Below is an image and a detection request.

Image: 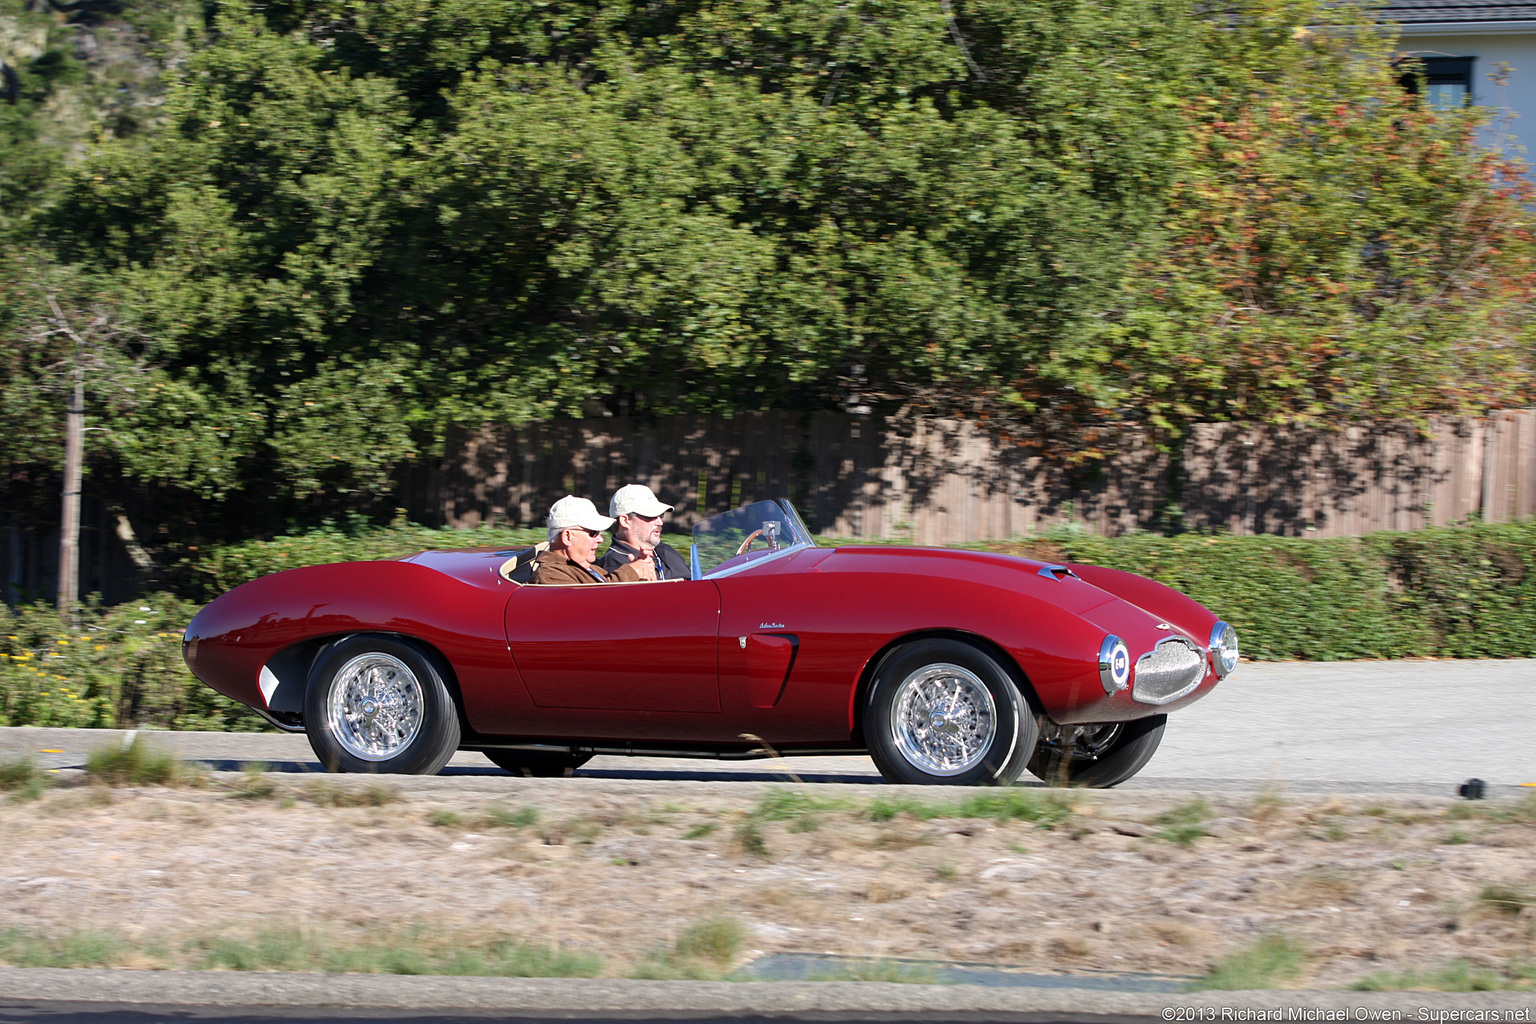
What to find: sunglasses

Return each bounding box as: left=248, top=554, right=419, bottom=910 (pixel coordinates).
left=624, top=513, right=661, bottom=523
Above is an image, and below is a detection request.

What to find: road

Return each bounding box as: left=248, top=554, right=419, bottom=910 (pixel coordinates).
left=2, top=658, right=1533, bottom=794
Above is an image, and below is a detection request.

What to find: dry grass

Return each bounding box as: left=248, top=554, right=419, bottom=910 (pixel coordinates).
left=1, top=780, right=1533, bottom=989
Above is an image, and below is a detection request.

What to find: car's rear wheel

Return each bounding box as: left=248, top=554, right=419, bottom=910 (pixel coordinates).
left=482, top=750, right=592, bottom=778
left=1027, top=714, right=1167, bottom=788
left=304, top=635, right=461, bottom=774
left=865, top=639, right=1036, bottom=786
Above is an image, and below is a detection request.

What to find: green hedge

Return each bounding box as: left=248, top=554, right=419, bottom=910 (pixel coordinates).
left=1041, top=518, right=1536, bottom=661
left=171, top=516, right=548, bottom=602
left=2, top=518, right=1532, bottom=730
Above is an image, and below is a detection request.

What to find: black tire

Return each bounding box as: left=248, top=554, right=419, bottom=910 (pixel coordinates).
left=1027, top=714, right=1167, bottom=789
left=303, top=635, right=461, bottom=775
left=864, top=639, right=1037, bottom=786
left=482, top=750, right=592, bottom=778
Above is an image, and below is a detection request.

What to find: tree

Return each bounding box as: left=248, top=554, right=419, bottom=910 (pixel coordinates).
left=1063, top=0, right=1536, bottom=432
left=14, top=0, right=1533, bottom=536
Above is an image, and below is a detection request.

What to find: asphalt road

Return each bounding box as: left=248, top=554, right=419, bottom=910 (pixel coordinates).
left=3, top=658, right=1533, bottom=794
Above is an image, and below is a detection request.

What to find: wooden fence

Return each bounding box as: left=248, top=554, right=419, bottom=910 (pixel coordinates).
left=5, top=409, right=1532, bottom=605
left=399, top=408, right=1536, bottom=544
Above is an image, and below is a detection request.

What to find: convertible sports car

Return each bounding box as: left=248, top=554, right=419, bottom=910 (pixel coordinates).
left=183, top=499, right=1238, bottom=787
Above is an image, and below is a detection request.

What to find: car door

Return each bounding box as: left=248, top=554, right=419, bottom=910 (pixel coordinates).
left=503, top=579, right=721, bottom=713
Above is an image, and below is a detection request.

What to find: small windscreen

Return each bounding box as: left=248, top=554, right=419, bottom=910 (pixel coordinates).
left=691, top=500, right=813, bottom=577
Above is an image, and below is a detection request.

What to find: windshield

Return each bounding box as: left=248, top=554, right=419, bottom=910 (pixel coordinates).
left=690, top=499, right=815, bottom=578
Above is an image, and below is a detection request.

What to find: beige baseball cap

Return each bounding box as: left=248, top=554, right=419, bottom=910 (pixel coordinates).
left=547, top=495, right=615, bottom=532
left=610, top=484, right=674, bottom=519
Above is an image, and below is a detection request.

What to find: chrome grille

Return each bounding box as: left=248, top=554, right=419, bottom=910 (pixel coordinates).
left=1133, top=638, right=1204, bottom=704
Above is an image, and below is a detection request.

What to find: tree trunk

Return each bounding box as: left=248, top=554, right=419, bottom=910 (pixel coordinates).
left=58, top=368, right=83, bottom=620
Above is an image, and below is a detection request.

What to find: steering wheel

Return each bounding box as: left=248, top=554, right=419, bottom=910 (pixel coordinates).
left=735, top=530, right=766, bottom=556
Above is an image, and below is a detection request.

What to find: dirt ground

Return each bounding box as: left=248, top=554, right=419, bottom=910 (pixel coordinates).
left=2, top=774, right=1534, bottom=989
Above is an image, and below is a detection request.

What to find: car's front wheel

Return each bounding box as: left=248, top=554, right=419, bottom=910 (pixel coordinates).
left=1027, top=714, right=1167, bottom=788
left=865, top=639, right=1037, bottom=786
left=304, top=635, right=461, bottom=774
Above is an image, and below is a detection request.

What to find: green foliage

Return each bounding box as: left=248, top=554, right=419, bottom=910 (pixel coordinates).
left=184, top=926, right=603, bottom=976
left=1197, top=933, right=1308, bottom=990
left=0, top=755, right=50, bottom=800
left=0, top=594, right=266, bottom=730
left=630, top=914, right=745, bottom=979
left=1049, top=517, right=1536, bottom=660
left=1152, top=797, right=1213, bottom=846
left=172, top=513, right=544, bottom=600
left=0, top=928, right=138, bottom=968
left=865, top=790, right=1072, bottom=825
left=1075, top=1, right=1536, bottom=432
left=1352, top=959, right=1536, bottom=992
left=84, top=734, right=201, bottom=786
left=10, top=0, right=1526, bottom=530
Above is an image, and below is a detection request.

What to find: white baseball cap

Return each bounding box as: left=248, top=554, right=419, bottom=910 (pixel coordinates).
left=610, top=484, right=674, bottom=519
left=547, top=495, right=615, bottom=532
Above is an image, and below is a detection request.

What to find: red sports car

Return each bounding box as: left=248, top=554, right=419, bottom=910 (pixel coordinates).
left=183, top=499, right=1238, bottom=787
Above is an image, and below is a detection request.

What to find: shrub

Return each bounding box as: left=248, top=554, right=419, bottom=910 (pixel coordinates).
left=0, top=596, right=265, bottom=731
left=1046, top=518, right=1536, bottom=661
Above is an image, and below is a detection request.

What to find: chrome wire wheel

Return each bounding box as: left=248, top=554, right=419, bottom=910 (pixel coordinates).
left=326, top=652, right=425, bottom=762
left=889, top=662, right=998, bottom=776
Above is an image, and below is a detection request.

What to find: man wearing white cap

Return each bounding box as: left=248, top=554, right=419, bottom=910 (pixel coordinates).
left=600, top=484, right=689, bottom=581
left=530, top=496, right=657, bottom=585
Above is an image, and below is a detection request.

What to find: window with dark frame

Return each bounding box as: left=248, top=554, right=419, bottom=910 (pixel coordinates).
left=1397, top=55, right=1475, bottom=110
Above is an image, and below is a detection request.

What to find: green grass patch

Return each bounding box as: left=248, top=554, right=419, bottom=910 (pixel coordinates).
left=1153, top=797, right=1213, bottom=846
left=630, top=915, right=745, bottom=980
left=1353, top=959, right=1536, bottom=992
left=483, top=804, right=540, bottom=829
left=1479, top=884, right=1536, bottom=916
left=84, top=736, right=202, bottom=787
left=224, top=763, right=277, bottom=800
left=0, top=756, right=51, bottom=801
left=1196, top=934, right=1308, bottom=990
left=188, top=926, right=601, bottom=977
left=0, top=927, right=142, bottom=968
left=866, top=790, right=1073, bottom=826
left=302, top=780, right=398, bottom=807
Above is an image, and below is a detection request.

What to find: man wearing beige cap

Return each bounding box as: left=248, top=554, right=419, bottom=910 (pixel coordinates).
left=600, top=484, right=690, bottom=581
left=530, top=496, right=657, bottom=585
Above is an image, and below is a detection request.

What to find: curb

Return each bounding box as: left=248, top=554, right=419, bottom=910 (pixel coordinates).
left=1, top=969, right=1533, bottom=1017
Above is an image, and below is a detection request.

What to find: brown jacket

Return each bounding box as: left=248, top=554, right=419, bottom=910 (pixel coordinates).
left=530, top=548, right=644, bottom=585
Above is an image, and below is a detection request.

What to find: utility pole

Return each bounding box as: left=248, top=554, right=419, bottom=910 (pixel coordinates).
left=58, top=347, right=84, bottom=619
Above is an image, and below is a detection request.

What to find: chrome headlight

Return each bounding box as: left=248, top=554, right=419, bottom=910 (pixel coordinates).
left=1209, top=621, right=1239, bottom=678
left=1098, top=635, right=1131, bottom=694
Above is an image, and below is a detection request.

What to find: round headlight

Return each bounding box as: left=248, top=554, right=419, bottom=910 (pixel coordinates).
left=1209, top=621, right=1239, bottom=678
left=1098, top=635, right=1131, bottom=694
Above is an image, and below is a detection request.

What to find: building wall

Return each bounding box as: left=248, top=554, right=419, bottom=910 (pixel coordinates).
left=1395, top=26, right=1536, bottom=160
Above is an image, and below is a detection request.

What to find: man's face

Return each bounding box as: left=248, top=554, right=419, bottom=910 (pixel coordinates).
left=561, top=526, right=604, bottom=567
left=618, top=512, right=663, bottom=551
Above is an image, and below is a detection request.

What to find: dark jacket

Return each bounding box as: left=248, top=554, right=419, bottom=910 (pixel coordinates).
left=530, top=548, right=645, bottom=585
left=600, top=538, right=690, bottom=581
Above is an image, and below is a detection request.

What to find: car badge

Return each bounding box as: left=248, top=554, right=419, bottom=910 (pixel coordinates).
left=1156, top=623, right=1172, bottom=630
left=759, top=622, right=785, bottom=629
